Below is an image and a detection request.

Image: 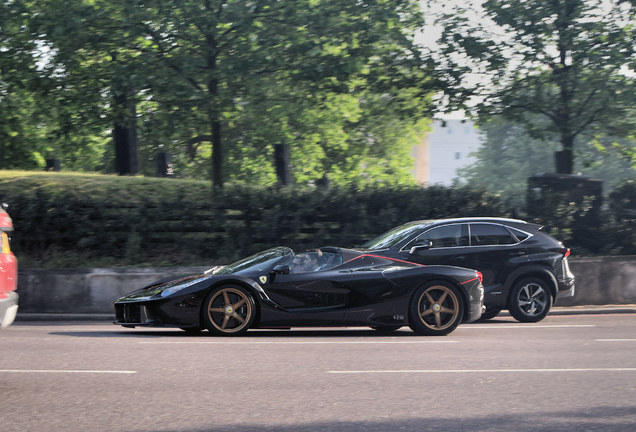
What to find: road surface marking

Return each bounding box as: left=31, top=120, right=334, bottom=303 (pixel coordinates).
left=466, top=324, right=595, bottom=329
left=328, top=367, right=636, bottom=374
left=137, top=340, right=458, bottom=345
left=0, top=369, right=137, bottom=374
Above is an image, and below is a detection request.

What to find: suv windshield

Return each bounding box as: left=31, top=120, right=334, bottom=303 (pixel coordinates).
left=362, top=221, right=430, bottom=250
left=213, top=247, right=292, bottom=275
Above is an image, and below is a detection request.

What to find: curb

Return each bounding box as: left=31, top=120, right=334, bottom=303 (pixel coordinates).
left=15, top=313, right=115, bottom=322
left=544, top=306, right=636, bottom=316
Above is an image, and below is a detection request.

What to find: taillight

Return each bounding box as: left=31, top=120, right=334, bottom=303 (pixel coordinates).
left=558, top=248, right=571, bottom=258
left=476, top=271, right=483, bottom=283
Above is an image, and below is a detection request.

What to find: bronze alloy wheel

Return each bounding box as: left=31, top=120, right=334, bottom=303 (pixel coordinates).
left=204, top=286, right=255, bottom=335
left=409, top=282, right=463, bottom=336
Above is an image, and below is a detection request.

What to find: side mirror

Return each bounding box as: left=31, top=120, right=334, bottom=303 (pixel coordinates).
left=272, top=265, right=291, bottom=275
left=409, top=240, right=432, bottom=255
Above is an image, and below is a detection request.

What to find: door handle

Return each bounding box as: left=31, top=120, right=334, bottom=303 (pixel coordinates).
left=453, top=256, right=467, bottom=264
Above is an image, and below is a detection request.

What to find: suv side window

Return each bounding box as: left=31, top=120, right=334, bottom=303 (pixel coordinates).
left=415, top=224, right=468, bottom=248
left=469, top=223, right=517, bottom=246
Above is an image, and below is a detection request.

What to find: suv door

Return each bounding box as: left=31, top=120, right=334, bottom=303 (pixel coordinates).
left=399, top=223, right=470, bottom=267
left=462, top=223, right=528, bottom=303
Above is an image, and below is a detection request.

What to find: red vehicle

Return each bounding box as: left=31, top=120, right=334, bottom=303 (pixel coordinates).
left=0, top=204, right=18, bottom=328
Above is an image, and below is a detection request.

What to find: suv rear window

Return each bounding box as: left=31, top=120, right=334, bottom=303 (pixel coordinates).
left=470, top=223, right=517, bottom=245
left=508, top=227, right=530, bottom=242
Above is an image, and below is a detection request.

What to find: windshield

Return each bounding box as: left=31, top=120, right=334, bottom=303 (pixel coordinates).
left=212, top=247, right=292, bottom=275
left=361, top=221, right=430, bottom=250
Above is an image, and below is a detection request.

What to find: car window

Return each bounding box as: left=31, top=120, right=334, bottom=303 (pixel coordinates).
left=361, top=221, right=430, bottom=250
left=508, top=227, right=530, bottom=242
left=415, top=224, right=468, bottom=248
left=289, top=251, right=342, bottom=274
left=470, top=224, right=517, bottom=245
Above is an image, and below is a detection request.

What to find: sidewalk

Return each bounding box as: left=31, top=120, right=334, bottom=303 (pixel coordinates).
left=14, top=305, right=636, bottom=322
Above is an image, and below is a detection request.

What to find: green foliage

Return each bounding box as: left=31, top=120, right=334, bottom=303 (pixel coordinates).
left=527, top=188, right=600, bottom=254
left=1, top=0, right=435, bottom=187
left=430, top=0, right=636, bottom=174
left=460, top=117, right=636, bottom=206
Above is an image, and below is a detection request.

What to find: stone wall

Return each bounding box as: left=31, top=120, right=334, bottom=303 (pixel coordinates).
left=15, top=256, right=636, bottom=315
left=560, top=256, right=636, bottom=306
left=17, top=267, right=209, bottom=314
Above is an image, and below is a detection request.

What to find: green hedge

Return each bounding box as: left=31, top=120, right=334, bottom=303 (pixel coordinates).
left=606, top=179, right=636, bottom=255
left=1, top=171, right=633, bottom=267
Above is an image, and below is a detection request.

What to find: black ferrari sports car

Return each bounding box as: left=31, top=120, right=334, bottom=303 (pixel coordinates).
left=114, top=246, right=484, bottom=336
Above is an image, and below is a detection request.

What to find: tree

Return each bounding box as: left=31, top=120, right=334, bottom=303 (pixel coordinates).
left=0, top=0, right=46, bottom=169
left=460, top=116, right=635, bottom=206
left=429, top=0, right=636, bottom=174
left=28, top=0, right=148, bottom=175
left=3, top=1, right=435, bottom=186
left=124, top=0, right=433, bottom=188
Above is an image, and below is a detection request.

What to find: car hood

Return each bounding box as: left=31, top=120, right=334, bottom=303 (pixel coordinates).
left=117, top=274, right=212, bottom=302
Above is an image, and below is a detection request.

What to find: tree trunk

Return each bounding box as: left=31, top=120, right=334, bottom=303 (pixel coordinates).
left=556, top=135, right=574, bottom=174
left=113, top=93, right=138, bottom=176
left=211, top=116, right=222, bottom=189
left=208, top=51, right=222, bottom=189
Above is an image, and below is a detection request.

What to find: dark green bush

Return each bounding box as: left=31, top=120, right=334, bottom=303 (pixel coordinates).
left=605, top=179, right=636, bottom=255
left=1, top=172, right=632, bottom=267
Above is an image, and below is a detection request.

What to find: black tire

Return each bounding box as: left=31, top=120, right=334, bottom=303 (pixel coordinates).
left=202, top=285, right=256, bottom=336
left=478, top=306, right=502, bottom=321
left=408, top=281, right=464, bottom=336
left=508, top=277, right=552, bottom=323
left=369, top=325, right=402, bottom=332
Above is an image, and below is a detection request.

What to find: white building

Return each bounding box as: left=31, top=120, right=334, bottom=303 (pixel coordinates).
left=412, top=119, right=482, bottom=186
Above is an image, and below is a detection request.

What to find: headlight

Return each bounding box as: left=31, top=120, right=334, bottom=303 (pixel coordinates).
left=160, top=277, right=209, bottom=297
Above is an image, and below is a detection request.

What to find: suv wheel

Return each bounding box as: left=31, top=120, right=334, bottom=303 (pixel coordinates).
left=508, top=277, right=552, bottom=323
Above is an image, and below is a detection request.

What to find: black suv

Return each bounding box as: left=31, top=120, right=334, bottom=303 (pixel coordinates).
left=362, top=218, right=575, bottom=322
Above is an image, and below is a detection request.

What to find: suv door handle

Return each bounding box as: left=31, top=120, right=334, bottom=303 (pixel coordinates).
left=509, top=251, right=526, bottom=257
left=453, top=256, right=467, bottom=264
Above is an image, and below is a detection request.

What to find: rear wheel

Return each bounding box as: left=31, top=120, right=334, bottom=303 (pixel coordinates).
left=409, top=281, right=464, bottom=336
left=202, top=285, right=255, bottom=336
left=508, top=277, right=552, bottom=323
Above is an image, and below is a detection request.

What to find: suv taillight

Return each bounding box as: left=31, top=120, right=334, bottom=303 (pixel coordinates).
left=476, top=271, right=483, bottom=283
left=558, top=248, right=571, bottom=258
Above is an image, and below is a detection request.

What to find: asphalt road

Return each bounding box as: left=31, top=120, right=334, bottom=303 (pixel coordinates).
left=1, top=313, right=636, bottom=432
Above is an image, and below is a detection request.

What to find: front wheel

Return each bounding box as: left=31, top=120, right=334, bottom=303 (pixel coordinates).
left=508, top=277, right=552, bottom=323
left=202, top=285, right=256, bottom=336
left=409, top=282, right=464, bottom=336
